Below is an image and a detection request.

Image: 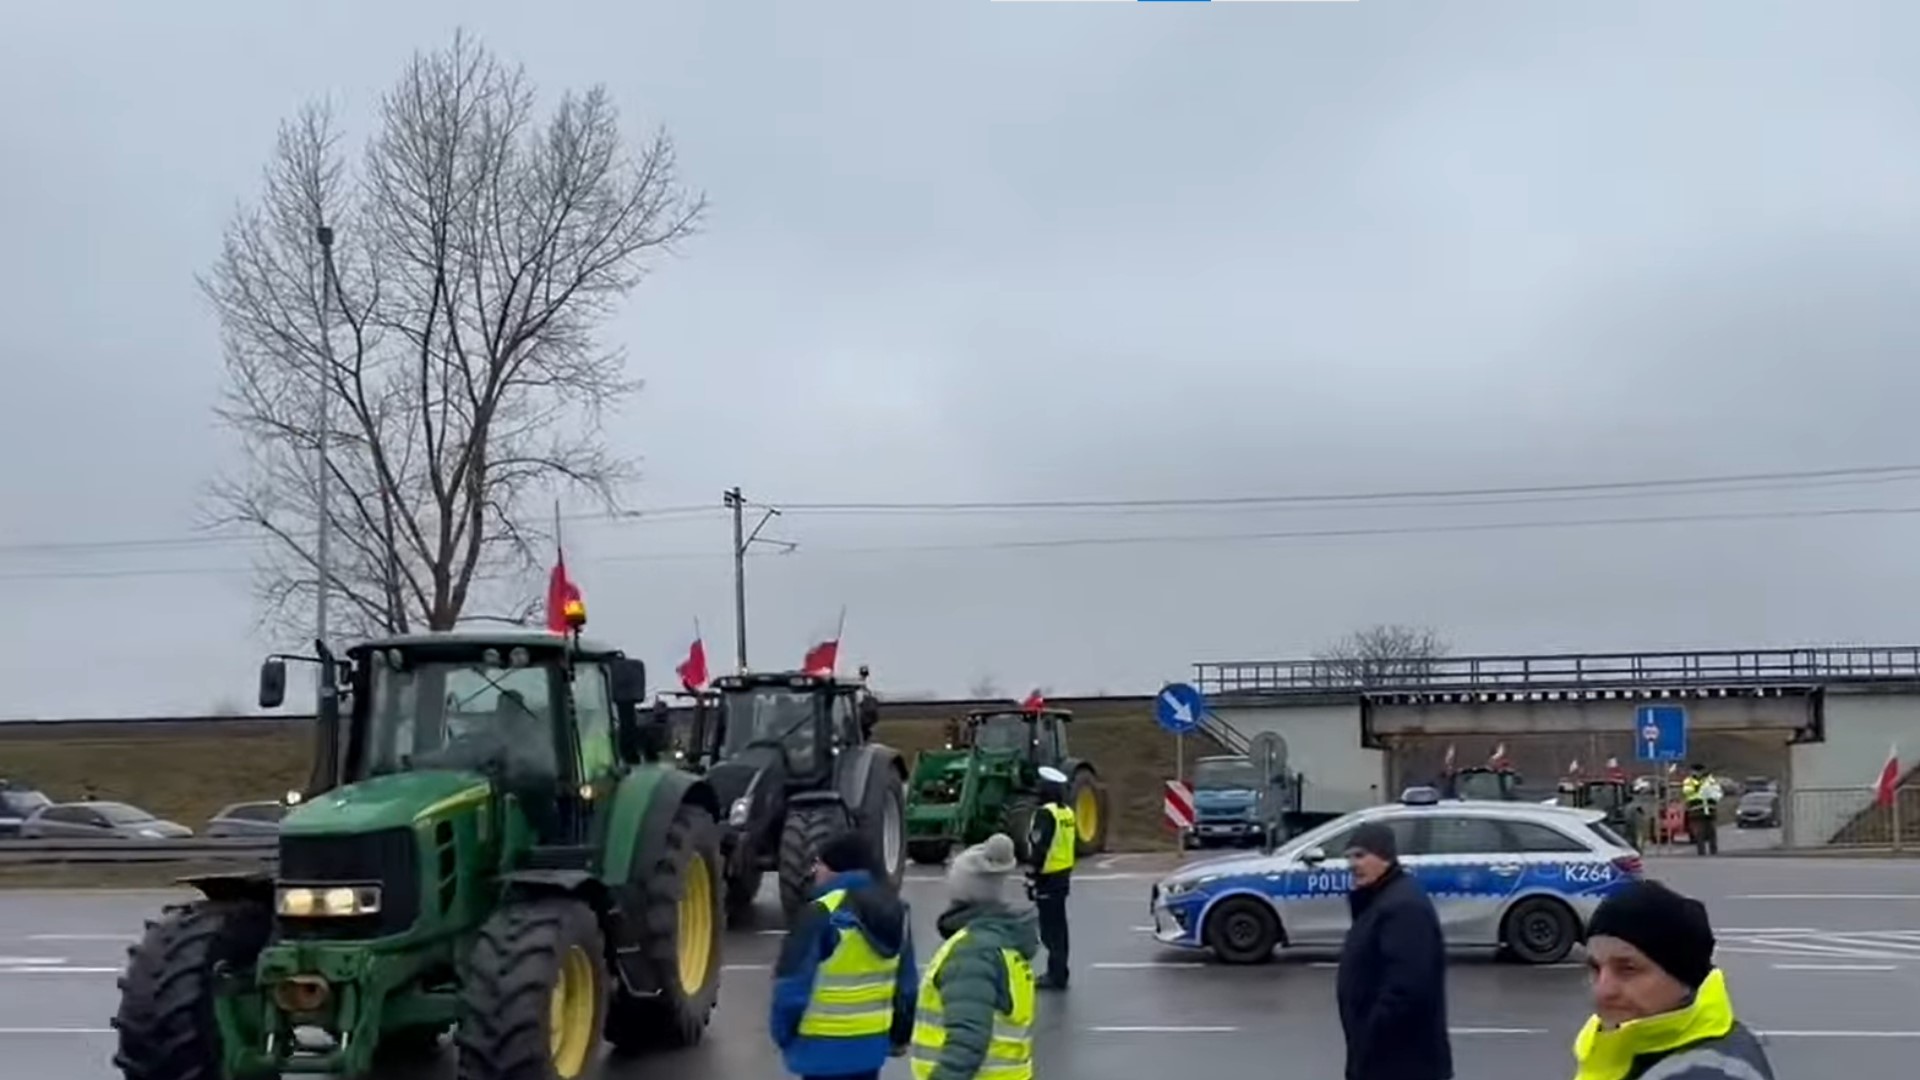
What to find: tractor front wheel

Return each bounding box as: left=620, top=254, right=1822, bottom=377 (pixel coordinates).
left=454, top=898, right=607, bottom=1080
left=1068, top=768, right=1111, bottom=856
left=858, top=765, right=908, bottom=889
left=1003, top=793, right=1040, bottom=864
left=779, top=802, right=848, bottom=918
left=607, top=801, right=723, bottom=1053
left=112, top=899, right=272, bottom=1080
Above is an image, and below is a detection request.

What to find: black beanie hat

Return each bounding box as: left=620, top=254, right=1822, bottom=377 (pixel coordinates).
left=1344, top=822, right=1398, bottom=861
left=1587, top=880, right=1716, bottom=989
left=817, top=831, right=877, bottom=875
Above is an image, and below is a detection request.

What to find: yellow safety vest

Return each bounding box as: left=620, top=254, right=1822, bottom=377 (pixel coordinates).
left=1682, top=776, right=1706, bottom=810
left=1041, top=803, right=1076, bottom=875
left=909, top=927, right=1035, bottom=1080
left=798, top=888, right=900, bottom=1040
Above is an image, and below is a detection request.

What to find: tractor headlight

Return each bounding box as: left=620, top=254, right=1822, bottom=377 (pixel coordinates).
left=729, top=798, right=750, bottom=827
left=277, top=885, right=382, bottom=918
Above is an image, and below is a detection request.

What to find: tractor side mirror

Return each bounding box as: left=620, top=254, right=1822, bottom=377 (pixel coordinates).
left=858, top=696, right=879, bottom=738
left=258, top=659, right=287, bottom=709
left=609, top=659, right=647, bottom=708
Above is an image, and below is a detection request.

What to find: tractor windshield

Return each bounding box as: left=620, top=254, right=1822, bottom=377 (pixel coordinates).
left=719, top=687, right=821, bottom=773
left=360, top=657, right=560, bottom=782
left=970, top=713, right=1031, bottom=753
left=1194, top=759, right=1260, bottom=790
left=1452, top=770, right=1515, bottom=801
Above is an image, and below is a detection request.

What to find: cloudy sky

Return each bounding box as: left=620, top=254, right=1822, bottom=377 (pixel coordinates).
left=4, top=1, right=1920, bottom=717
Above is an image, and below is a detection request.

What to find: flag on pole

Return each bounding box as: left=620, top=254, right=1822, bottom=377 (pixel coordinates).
left=1568, top=758, right=1582, bottom=778
left=1021, top=689, right=1046, bottom=713
left=676, top=623, right=710, bottom=692
left=1605, top=756, right=1626, bottom=782
left=545, top=550, right=583, bottom=634
left=1874, top=743, right=1901, bottom=809
left=1443, top=743, right=1456, bottom=774
left=1489, top=743, right=1511, bottom=770
left=801, top=609, right=847, bottom=677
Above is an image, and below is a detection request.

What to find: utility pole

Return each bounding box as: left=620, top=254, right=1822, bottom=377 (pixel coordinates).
left=723, top=487, right=796, bottom=672
left=314, top=224, right=336, bottom=647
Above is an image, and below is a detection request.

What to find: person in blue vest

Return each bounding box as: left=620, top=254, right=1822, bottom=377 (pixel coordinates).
left=770, top=831, right=919, bottom=1080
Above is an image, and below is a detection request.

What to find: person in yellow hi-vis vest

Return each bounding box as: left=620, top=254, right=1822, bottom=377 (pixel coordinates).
left=1026, top=765, right=1076, bottom=990
left=770, top=832, right=917, bottom=1080
left=911, top=834, right=1041, bottom=1080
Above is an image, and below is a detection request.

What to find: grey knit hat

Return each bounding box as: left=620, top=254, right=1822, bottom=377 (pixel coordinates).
left=947, top=833, right=1018, bottom=904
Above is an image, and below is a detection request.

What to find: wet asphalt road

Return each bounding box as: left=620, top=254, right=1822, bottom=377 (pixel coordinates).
left=3, top=854, right=1918, bottom=1078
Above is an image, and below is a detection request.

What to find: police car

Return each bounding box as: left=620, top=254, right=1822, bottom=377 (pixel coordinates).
left=1149, top=786, right=1642, bottom=965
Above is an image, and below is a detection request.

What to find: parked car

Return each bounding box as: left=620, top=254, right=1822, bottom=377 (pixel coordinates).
left=1735, top=790, right=1781, bottom=829
left=19, top=800, right=192, bottom=840
left=1149, top=786, right=1643, bottom=965
left=0, top=780, right=52, bottom=837
left=205, top=800, right=287, bottom=838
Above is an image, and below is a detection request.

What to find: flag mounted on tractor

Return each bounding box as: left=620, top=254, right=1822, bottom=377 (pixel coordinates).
left=677, top=626, right=710, bottom=692
left=545, top=550, right=584, bottom=633
left=801, top=609, right=846, bottom=676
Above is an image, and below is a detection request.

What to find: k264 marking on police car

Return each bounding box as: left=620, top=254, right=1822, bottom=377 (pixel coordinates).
left=1560, top=862, right=1615, bottom=885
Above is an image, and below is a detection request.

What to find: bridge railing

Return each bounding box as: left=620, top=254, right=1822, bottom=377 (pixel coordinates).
left=1194, top=646, right=1920, bottom=696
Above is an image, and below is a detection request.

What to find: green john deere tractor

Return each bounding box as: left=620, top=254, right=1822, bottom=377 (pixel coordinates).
left=110, top=625, right=725, bottom=1080
left=902, top=705, right=1109, bottom=866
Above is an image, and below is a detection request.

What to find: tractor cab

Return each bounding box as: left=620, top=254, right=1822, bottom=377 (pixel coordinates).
left=956, top=707, right=1073, bottom=767
left=1443, top=765, right=1523, bottom=802
left=698, top=671, right=878, bottom=789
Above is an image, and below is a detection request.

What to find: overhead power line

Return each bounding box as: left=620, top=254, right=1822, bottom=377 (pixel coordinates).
left=2, top=462, right=1918, bottom=559
left=9, top=500, right=1920, bottom=584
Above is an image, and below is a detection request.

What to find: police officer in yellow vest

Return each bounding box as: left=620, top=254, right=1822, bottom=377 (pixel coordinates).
left=912, top=834, right=1041, bottom=1080
left=770, top=832, right=917, bottom=1080
left=1026, top=765, right=1076, bottom=990
left=1682, top=764, right=1723, bottom=857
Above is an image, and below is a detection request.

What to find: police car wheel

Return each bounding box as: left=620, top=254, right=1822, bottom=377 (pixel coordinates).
left=1499, top=897, right=1576, bottom=965
left=1204, top=897, right=1279, bottom=965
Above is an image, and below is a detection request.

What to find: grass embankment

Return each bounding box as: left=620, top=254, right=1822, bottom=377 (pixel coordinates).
left=0, top=702, right=1212, bottom=887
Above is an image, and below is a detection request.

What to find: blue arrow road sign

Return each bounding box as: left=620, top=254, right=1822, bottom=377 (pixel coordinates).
left=1157, top=682, right=1206, bottom=735
left=1635, top=704, right=1688, bottom=763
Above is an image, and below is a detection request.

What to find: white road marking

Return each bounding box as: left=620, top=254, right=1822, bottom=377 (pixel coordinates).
left=0, top=957, right=67, bottom=966
left=1090, top=1025, right=1237, bottom=1033
left=1771, top=963, right=1899, bottom=971
left=1716, top=927, right=1820, bottom=934
left=0, top=1028, right=113, bottom=1035
left=1759, top=1029, right=1920, bottom=1038
left=722, top=963, right=770, bottom=972
left=1090, top=961, right=1207, bottom=969
left=0, top=966, right=120, bottom=974
left=25, top=934, right=133, bottom=942
left=756, top=930, right=785, bottom=936
left=1071, top=873, right=1152, bottom=882
left=1451, top=1027, right=1548, bottom=1035
left=1129, top=925, right=1155, bottom=932
left=1730, top=894, right=1920, bottom=901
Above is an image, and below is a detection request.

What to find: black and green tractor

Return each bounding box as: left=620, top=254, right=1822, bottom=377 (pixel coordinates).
left=902, top=705, right=1110, bottom=866
left=680, top=668, right=908, bottom=923
left=110, top=623, right=725, bottom=1080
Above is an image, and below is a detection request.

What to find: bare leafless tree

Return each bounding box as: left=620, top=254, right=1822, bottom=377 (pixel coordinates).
left=202, top=30, right=703, bottom=639
left=1314, top=624, right=1450, bottom=688
left=966, top=675, right=1003, bottom=700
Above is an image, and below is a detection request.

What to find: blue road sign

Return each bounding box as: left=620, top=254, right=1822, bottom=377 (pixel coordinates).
left=1635, top=704, right=1688, bottom=763
left=1157, top=682, right=1206, bottom=735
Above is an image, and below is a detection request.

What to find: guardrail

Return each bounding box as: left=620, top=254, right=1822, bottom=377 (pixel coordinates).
left=1195, top=646, right=1920, bottom=696
left=0, top=838, right=276, bottom=865
left=1789, top=784, right=1920, bottom=849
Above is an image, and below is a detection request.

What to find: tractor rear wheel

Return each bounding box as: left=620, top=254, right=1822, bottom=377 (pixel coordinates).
left=1068, top=768, right=1110, bottom=856
left=112, top=899, right=272, bottom=1080
left=1003, top=793, right=1040, bottom=863
left=778, top=802, right=848, bottom=918
left=454, top=898, right=607, bottom=1080
left=606, top=801, right=724, bottom=1054
left=858, top=765, right=908, bottom=889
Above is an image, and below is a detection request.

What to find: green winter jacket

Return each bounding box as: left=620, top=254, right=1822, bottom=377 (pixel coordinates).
left=923, top=900, right=1042, bottom=1080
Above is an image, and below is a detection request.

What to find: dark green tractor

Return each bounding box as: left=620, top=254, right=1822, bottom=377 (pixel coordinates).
left=683, top=669, right=908, bottom=923
left=902, top=706, right=1109, bottom=866
left=111, top=626, right=725, bottom=1080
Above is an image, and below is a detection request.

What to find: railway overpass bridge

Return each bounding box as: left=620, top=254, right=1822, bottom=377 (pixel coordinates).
left=1192, top=646, right=1920, bottom=848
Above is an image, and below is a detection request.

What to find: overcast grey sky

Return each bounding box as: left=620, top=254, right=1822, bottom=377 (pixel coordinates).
left=5, top=1, right=1920, bottom=717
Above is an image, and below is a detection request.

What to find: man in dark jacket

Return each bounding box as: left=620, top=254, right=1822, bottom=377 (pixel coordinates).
left=1335, top=822, right=1452, bottom=1080
left=909, top=834, right=1042, bottom=1080
left=1575, top=880, right=1774, bottom=1080
left=1025, top=765, right=1075, bottom=990
left=770, top=832, right=918, bottom=1080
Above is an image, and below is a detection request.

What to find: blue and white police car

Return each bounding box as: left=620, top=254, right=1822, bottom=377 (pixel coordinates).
left=1149, top=786, right=1643, bottom=965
